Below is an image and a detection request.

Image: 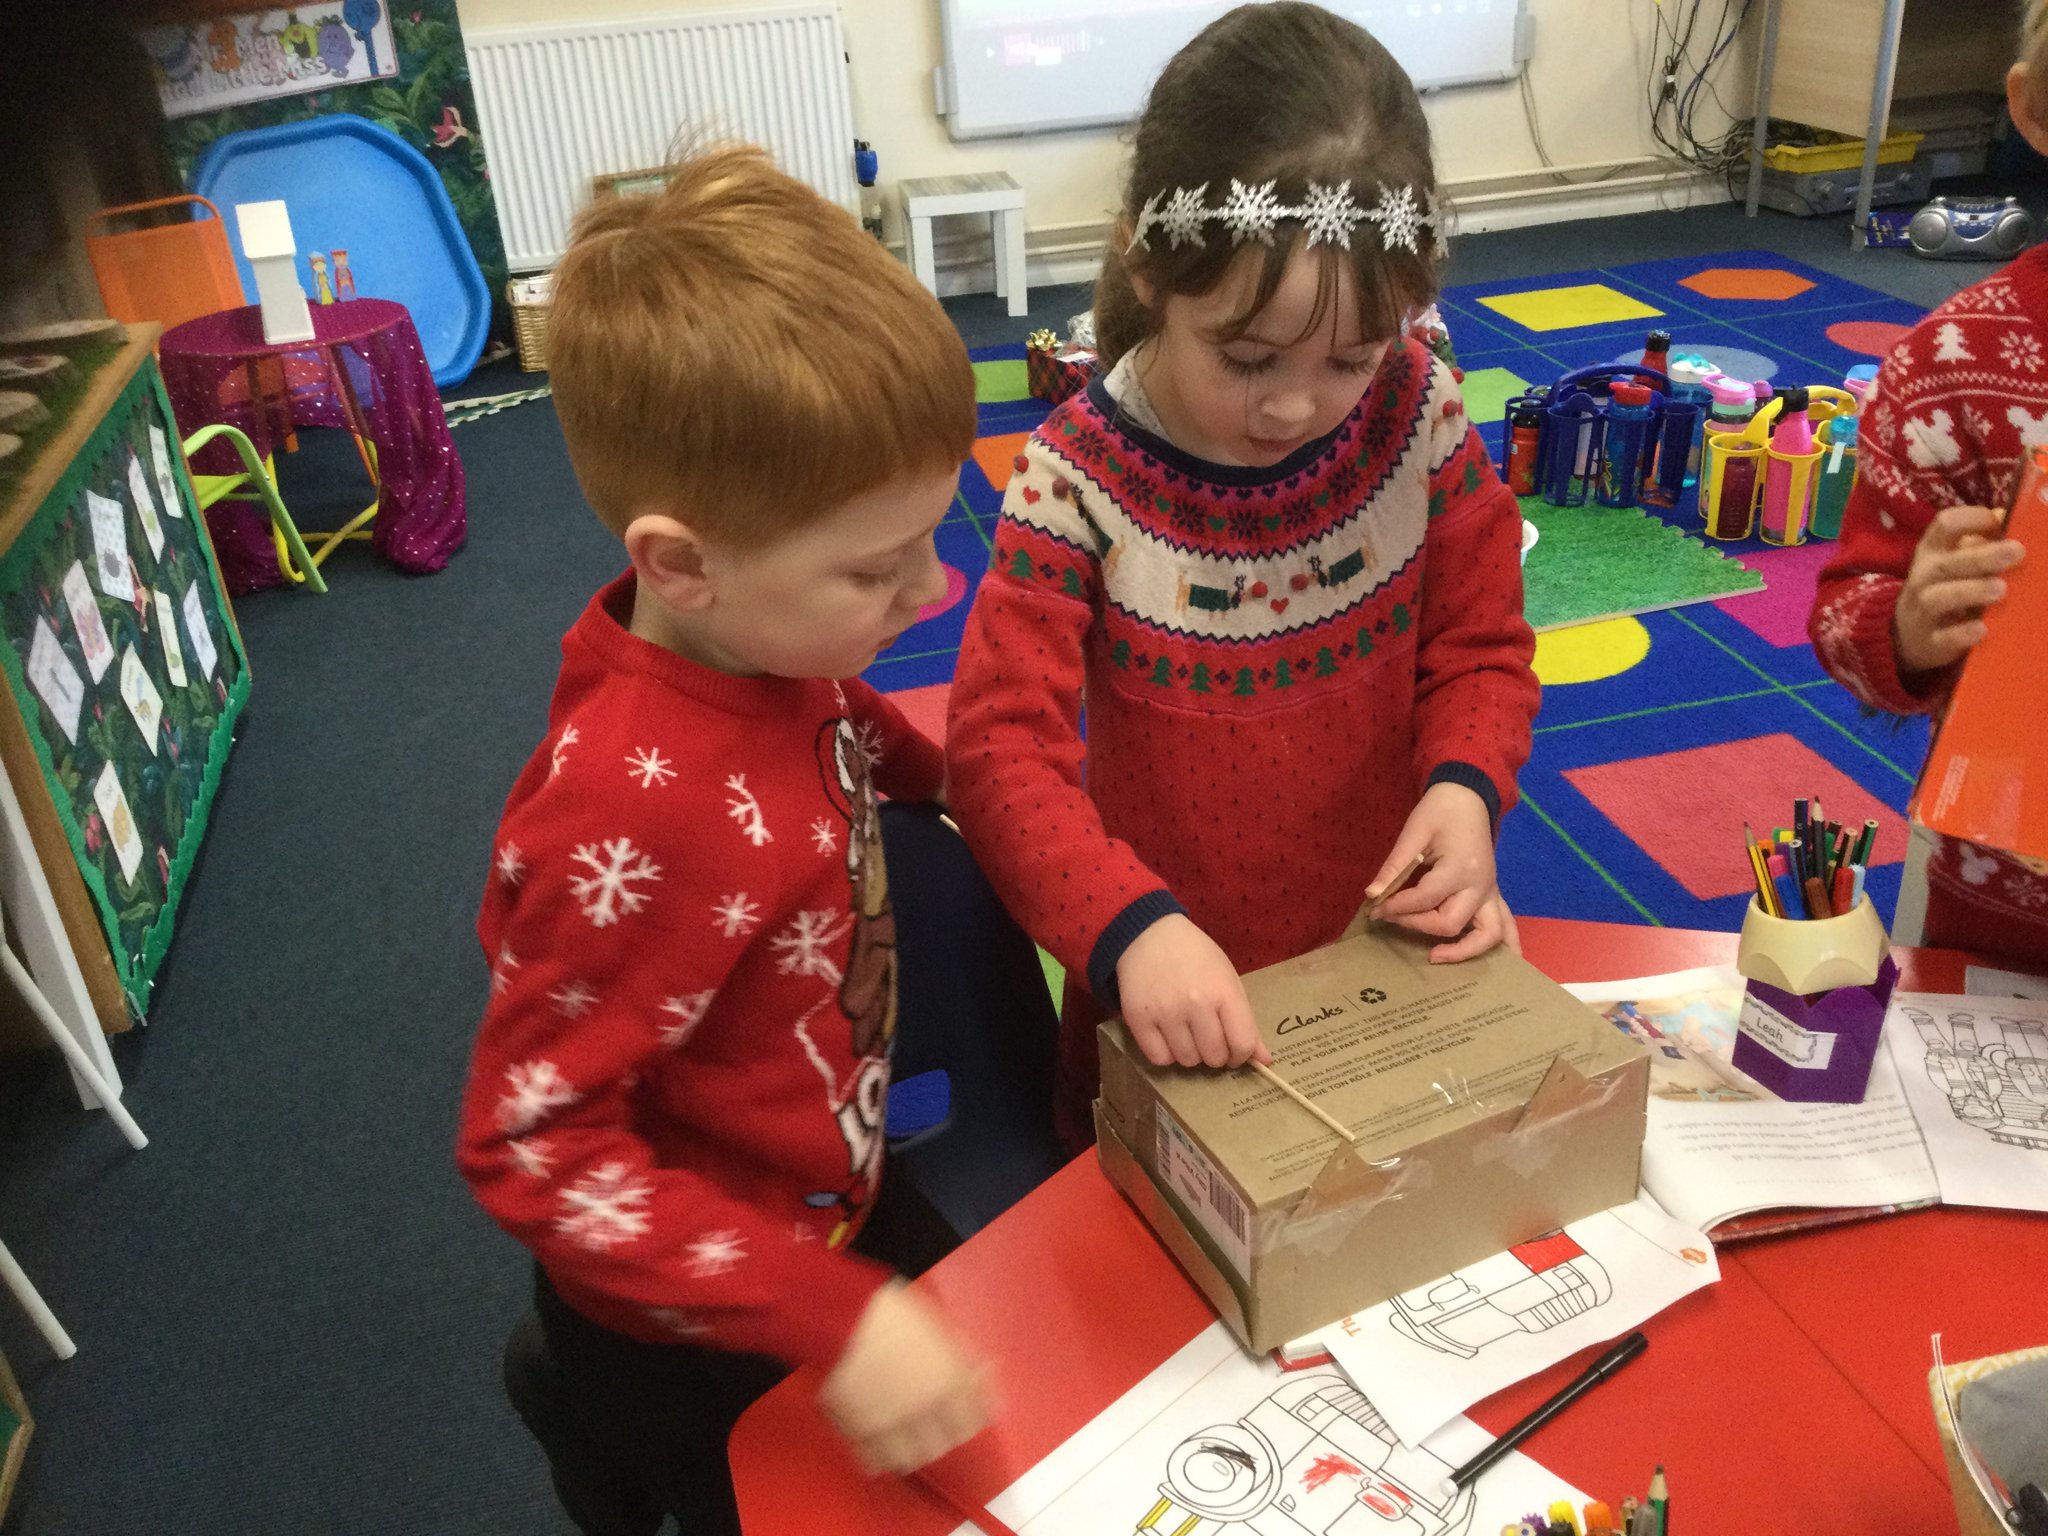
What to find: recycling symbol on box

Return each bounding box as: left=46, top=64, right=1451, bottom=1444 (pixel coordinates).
left=1358, top=987, right=1387, bottom=1005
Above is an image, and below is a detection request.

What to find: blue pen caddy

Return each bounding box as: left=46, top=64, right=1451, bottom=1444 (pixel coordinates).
left=1503, top=364, right=1706, bottom=511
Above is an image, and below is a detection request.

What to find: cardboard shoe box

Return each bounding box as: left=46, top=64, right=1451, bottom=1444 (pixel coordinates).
left=1095, top=922, right=1649, bottom=1355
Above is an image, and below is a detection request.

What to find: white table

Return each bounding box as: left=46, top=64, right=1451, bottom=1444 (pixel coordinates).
left=901, top=172, right=1027, bottom=317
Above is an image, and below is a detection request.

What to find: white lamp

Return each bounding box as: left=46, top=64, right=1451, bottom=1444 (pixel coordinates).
left=233, top=200, right=315, bottom=345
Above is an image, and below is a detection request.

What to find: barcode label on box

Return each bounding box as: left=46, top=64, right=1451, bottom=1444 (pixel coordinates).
left=1155, top=1106, right=1251, bottom=1278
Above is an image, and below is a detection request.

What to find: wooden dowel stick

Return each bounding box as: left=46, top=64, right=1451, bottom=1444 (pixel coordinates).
left=1252, top=1060, right=1356, bottom=1144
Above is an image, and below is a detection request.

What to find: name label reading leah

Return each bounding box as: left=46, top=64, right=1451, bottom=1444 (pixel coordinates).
left=1738, top=990, right=1838, bottom=1070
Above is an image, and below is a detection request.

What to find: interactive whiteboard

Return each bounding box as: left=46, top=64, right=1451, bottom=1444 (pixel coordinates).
left=936, top=0, right=1530, bottom=141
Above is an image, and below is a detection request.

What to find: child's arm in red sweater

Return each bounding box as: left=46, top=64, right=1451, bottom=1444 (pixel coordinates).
left=1406, top=379, right=1540, bottom=825
left=1812, top=342, right=2024, bottom=715
left=457, top=797, right=890, bottom=1367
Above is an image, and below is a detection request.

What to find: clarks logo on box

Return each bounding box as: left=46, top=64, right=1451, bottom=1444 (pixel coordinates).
left=1275, top=986, right=1386, bottom=1035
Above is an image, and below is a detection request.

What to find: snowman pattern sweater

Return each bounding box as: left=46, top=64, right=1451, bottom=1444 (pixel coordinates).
left=456, top=574, right=944, bottom=1365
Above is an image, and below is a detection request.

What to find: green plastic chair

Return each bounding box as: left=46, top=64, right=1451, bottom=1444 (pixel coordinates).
left=179, top=423, right=326, bottom=594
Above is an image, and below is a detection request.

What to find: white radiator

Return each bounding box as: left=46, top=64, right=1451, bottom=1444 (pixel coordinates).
left=466, top=4, right=858, bottom=272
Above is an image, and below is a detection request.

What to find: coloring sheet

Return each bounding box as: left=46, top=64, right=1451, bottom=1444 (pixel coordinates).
left=86, top=490, right=136, bottom=602
left=1312, top=1196, right=1717, bottom=1449
left=126, top=451, right=167, bottom=559
left=118, top=646, right=164, bottom=754
left=949, top=1321, right=1584, bottom=1536
left=147, top=425, right=185, bottom=518
left=180, top=583, right=219, bottom=681
left=153, top=591, right=189, bottom=689
left=93, top=763, right=144, bottom=885
left=1885, top=992, right=2048, bottom=1212
left=1567, top=969, right=1938, bottom=1232
left=1965, top=966, right=2048, bottom=1002
left=26, top=619, right=84, bottom=744
left=60, top=560, right=114, bottom=683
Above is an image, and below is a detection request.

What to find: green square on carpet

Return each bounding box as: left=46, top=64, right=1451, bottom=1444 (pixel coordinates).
left=1521, top=499, right=1764, bottom=632
left=1459, top=366, right=1529, bottom=430
left=973, top=358, right=1032, bottom=403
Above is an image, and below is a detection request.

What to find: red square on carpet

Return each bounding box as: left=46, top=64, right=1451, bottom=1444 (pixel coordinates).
left=1716, top=540, right=1839, bottom=648
left=1565, top=733, right=1906, bottom=900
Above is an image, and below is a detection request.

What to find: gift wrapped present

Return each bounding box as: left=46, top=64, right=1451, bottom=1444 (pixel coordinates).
left=1026, top=328, right=1096, bottom=405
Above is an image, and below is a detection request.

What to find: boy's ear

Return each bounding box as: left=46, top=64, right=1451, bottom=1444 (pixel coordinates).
left=2009, top=63, right=2048, bottom=159
left=623, top=511, right=716, bottom=611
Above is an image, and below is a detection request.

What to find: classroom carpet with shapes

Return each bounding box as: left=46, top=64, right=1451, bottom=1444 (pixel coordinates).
left=873, top=251, right=1932, bottom=938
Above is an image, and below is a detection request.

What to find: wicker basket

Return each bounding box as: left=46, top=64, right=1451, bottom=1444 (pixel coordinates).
left=508, top=280, right=551, bottom=373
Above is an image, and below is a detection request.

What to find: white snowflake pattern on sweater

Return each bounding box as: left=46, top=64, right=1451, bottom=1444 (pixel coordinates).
left=770, top=909, right=855, bottom=983
left=685, top=1229, right=746, bottom=1278
left=498, top=1059, right=579, bottom=1133
left=658, top=989, right=717, bottom=1047
left=549, top=725, right=580, bottom=780
left=548, top=980, right=599, bottom=1018
left=625, top=747, right=676, bottom=788
left=507, top=1136, right=555, bottom=1178
left=496, top=843, right=525, bottom=885
left=2002, top=332, right=2046, bottom=374
left=710, top=892, right=762, bottom=938
left=723, top=774, right=773, bottom=847
left=568, top=837, right=661, bottom=927
left=555, top=1163, right=653, bottom=1251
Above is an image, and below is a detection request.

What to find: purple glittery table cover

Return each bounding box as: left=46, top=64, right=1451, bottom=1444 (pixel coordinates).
left=160, top=297, right=466, bottom=593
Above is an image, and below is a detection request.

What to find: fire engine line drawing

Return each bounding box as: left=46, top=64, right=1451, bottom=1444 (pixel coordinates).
left=1387, top=1232, right=1612, bottom=1359
left=1138, top=1373, right=1477, bottom=1536
left=1903, top=1005, right=2048, bottom=1151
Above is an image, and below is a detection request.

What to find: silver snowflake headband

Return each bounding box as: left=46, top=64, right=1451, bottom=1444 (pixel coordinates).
left=1127, top=178, right=1439, bottom=256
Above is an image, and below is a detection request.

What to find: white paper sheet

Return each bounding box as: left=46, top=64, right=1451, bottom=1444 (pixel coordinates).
left=1567, top=969, right=1939, bottom=1232
left=950, top=1321, right=1585, bottom=1536
left=26, top=619, right=83, bottom=743
left=126, top=451, right=166, bottom=559
left=1885, top=992, right=2048, bottom=1211
left=1312, top=1196, right=1717, bottom=1449
left=147, top=425, right=185, bottom=518
left=152, top=590, right=188, bottom=688
left=181, top=583, right=219, bottom=681
left=1965, top=966, right=2048, bottom=1001
left=86, top=490, right=135, bottom=601
left=60, top=560, right=114, bottom=683
left=118, top=646, right=162, bottom=754
left=93, top=763, right=143, bottom=884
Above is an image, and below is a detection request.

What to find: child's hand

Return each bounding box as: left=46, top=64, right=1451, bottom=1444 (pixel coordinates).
left=1367, top=783, right=1514, bottom=963
left=1895, top=504, right=2025, bottom=675
left=819, top=1282, right=994, bottom=1476
left=1115, top=914, right=1271, bottom=1069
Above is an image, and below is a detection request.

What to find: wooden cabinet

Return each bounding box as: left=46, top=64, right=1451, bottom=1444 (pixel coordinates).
left=1746, top=0, right=2010, bottom=232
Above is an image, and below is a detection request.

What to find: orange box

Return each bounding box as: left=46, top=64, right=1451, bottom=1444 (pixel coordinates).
left=1911, top=445, right=2048, bottom=862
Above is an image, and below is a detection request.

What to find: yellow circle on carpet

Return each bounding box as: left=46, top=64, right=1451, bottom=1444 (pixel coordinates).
left=1534, top=616, right=1651, bottom=685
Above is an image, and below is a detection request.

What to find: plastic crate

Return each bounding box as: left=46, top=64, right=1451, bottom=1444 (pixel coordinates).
left=1758, top=130, right=1925, bottom=173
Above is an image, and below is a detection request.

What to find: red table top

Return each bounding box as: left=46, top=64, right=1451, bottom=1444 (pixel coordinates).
left=159, top=296, right=410, bottom=361
left=731, top=918, right=2043, bottom=1533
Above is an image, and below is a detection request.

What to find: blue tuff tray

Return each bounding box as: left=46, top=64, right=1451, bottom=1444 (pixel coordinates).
left=194, top=114, right=488, bottom=388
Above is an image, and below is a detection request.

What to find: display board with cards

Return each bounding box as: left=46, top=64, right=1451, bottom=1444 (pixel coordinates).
left=0, top=323, right=248, bottom=1029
